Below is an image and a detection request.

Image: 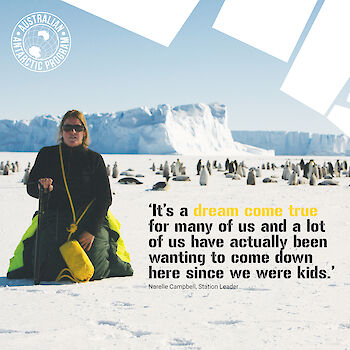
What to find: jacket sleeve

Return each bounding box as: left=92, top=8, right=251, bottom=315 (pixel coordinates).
left=84, top=153, right=112, bottom=235
left=27, top=148, right=47, bottom=199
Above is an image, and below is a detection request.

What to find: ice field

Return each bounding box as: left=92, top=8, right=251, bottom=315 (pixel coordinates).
left=0, top=152, right=350, bottom=349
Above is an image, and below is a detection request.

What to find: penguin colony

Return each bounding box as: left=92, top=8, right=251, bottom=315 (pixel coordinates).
left=109, top=157, right=349, bottom=190
left=2, top=158, right=349, bottom=191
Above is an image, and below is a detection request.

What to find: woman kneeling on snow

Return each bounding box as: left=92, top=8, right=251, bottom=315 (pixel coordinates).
left=7, top=110, right=133, bottom=282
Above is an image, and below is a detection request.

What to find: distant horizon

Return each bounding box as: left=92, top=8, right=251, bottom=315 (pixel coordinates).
left=0, top=104, right=345, bottom=136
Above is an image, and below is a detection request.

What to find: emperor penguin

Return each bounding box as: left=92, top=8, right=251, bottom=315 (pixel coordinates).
left=317, top=166, right=323, bottom=179
left=343, top=160, right=348, bottom=171
left=106, top=164, right=111, bottom=176
left=256, top=167, right=262, bottom=177
left=282, top=166, right=291, bottom=180
left=206, top=160, right=212, bottom=175
left=3, top=164, right=10, bottom=175
left=199, top=165, right=209, bottom=186
left=327, top=162, right=334, bottom=175
left=335, top=160, right=341, bottom=173
left=152, top=176, right=170, bottom=191
left=112, top=162, right=119, bottom=178
left=237, top=165, right=243, bottom=177
left=309, top=173, right=317, bottom=186
left=228, top=162, right=235, bottom=174
left=247, top=169, right=256, bottom=185
left=172, top=163, right=177, bottom=176
left=175, top=160, right=181, bottom=176
left=196, top=159, right=202, bottom=175
left=23, top=168, right=30, bottom=185
left=163, top=160, right=170, bottom=178
left=288, top=171, right=298, bottom=185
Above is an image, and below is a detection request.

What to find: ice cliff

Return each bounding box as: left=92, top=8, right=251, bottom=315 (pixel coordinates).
left=231, top=130, right=350, bottom=156
left=0, top=103, right=273, bottom=155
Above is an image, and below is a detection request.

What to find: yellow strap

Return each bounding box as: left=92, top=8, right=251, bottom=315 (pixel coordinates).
left=59, top=144, right=94, bottom=241
left=59, top=144, right=76, bottom=224
left=66, top=200, right=94, bottom=241
left=56, top=267, right=89, bottom=283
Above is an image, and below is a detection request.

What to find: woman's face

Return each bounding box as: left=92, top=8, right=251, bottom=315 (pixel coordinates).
left=62, top=116, right=85, bottom=147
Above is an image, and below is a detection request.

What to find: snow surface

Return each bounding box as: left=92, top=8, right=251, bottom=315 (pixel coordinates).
left=0, top=104, right=273, bottom=156
left=1, top=152, right=350, bottom=349
left=231, top=130, right=350, bottom=156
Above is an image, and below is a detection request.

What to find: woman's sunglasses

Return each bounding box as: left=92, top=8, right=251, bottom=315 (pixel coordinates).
left=62, top=124, right=85, bottom=132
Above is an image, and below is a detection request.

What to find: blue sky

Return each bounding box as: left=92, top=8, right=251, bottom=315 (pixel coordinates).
left=0, top=0, right=341, bottom=133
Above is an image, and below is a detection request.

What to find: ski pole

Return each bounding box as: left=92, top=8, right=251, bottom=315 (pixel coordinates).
left=33, top=182, right=48, bottom=285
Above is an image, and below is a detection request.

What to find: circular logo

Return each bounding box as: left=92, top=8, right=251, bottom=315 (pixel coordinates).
left=11, top=12, right=71, bottom=72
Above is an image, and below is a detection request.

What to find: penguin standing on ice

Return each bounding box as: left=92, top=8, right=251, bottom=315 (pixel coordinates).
left=112, top=162, right=119, bottom=178
left=3, top=164, right=10, bottom=175
left=196, top=159, right=202, bottom=175
left=247, top=169, right=256, bottom=185
left=288, top=171, right=298, bottom=185
left=228, top=162, right=235, bottom=174
left=256, top=167, right=262, bottom=177
left=23, top=168, right=30, bottom=184
left=163, top=160, right=170, bottom=178
left=237, top=165, right=243, bottom=177
left=309, top=173, right=317, bottom=185
left=199, top=165, right=209, bottom=186
left=206, top=160, right=212, bottom=175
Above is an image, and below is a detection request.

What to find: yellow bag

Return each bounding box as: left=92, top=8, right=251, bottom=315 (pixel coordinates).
left=55, top=144, right=95, bottom=283
left=57, top=240, right=94, bottom=283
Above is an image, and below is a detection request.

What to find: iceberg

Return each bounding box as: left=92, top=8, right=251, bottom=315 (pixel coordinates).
left=231, top=130, right=350, bottom=156
left=0, top=103, right=273, bottom=155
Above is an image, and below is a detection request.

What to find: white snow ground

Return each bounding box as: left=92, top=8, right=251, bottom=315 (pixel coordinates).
left=1, top=152, right=350, bottom=349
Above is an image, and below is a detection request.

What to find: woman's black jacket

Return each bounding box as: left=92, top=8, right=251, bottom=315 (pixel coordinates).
left=27, top=143, right=112, bottom=235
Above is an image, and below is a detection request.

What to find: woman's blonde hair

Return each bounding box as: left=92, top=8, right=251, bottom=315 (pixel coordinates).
left=57, top=110, right=90, bottom=149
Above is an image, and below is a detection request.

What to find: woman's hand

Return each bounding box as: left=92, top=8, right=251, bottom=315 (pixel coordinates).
left=38, top=178, right=53, bottom=192
left=79, top=231, right=95, bottom=251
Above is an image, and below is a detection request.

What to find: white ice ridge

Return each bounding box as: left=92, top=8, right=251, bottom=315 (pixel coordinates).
left=0, top=103, right=273, bottom=155
left=231, top=130, right=350, bottom=156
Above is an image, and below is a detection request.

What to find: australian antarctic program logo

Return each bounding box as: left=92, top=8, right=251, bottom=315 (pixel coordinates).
left=11, top=12, right=71, bottom=72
